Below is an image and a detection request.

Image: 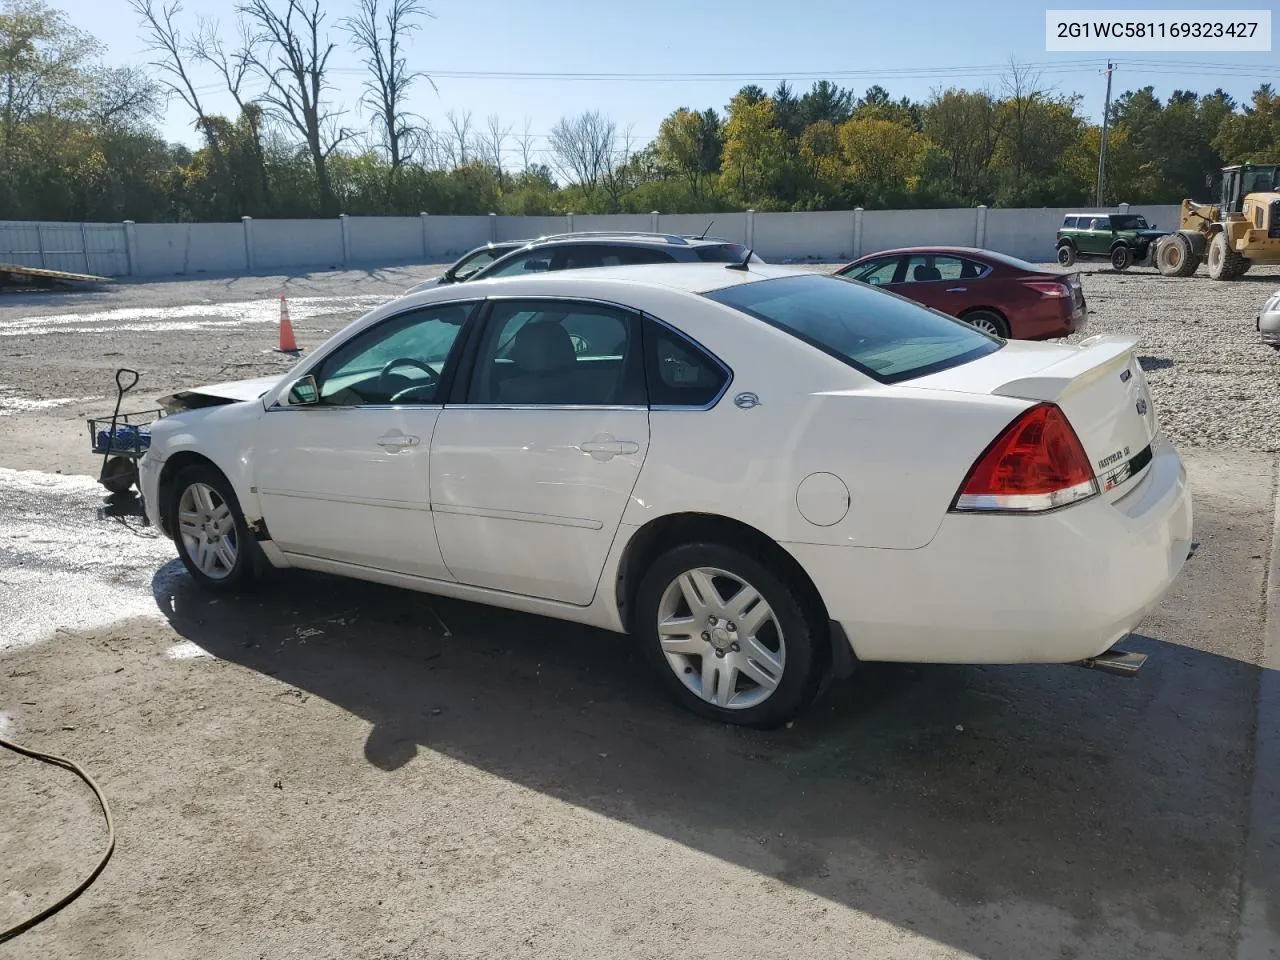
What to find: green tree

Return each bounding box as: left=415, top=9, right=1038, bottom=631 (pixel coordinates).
left=720, top=92, right=787, bottom=206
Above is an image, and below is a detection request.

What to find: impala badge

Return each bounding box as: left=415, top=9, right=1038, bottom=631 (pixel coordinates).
left=734, top=392, right=760, bottom=409
left=1136, top=398, right=1148, bottom=415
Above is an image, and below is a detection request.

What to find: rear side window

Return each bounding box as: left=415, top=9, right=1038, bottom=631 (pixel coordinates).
left=693, top=243, right=751, bottom=263
left=1063, top=217, right=1078, bottom=228
left=644, top=319, right=729, bottom=407
left=704, top=274, right=1000, bottom=384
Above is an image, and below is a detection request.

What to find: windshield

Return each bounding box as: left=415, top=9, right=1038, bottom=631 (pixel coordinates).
left=705, top=274, right=1001, bottom=384
left=1111, top=215, right=1149, bottom=230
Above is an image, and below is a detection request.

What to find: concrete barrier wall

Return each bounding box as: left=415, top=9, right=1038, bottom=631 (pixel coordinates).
left=345, top=216, right=424, bottom=264
left=754, top=212, right=856, bottom=261
left=658, top=213, right=749, bottom=245
left=134, top=222, right=246, bottom=276
left=255, top=219, right=344, bottom=270
left=862, top=208, right=978, bottom=254
left=1, top=205, right=1191, bottom=279
left=495, top=215, right=569, bottom=243
left=426, top=216, right=490, bottom=259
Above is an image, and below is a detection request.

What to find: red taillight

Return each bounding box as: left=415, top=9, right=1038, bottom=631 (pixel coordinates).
left=952, top=403, right=1098, bottom=513
left=1024, top=281, right=1071, bottom=298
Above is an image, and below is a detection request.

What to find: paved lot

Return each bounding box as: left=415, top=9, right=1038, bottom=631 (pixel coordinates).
left=2, top=261, right=1279, bottom=959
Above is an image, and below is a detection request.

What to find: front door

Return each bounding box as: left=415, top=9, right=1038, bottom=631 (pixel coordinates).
left=430, top=298, right=651, bottom=605
left=255, top=301, right=477, bottom=578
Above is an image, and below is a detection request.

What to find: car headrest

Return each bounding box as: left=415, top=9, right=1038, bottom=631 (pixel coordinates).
left=913, top=265, right=942, bottom=282
left=509, top=322, right=576, bottom=375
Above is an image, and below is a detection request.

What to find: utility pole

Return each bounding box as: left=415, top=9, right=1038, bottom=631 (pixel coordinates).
left=1096, top=60, right=1115, bottom=208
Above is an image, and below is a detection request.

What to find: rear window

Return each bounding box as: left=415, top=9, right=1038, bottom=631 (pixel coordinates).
left=693, top=243, right=751, bottom=263
left=704, top=274, right=1000, bottom=384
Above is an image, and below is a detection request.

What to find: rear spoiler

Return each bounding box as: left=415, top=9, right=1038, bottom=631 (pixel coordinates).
left=992, top=335, right=1137, bottom=404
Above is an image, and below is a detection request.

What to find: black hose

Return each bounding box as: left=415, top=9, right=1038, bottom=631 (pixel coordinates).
left=0, top=735, right=115, bottom=944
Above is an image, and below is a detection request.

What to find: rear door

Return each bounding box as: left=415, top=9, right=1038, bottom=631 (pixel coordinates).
left=429, top=298, right=651, bottom=605
left=1082, top=217, right=1110, bottom=255
left=891, top=254, right=979, bottom=316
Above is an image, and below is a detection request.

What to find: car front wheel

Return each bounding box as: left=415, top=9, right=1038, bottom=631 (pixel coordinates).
left=635, top=542, right=828, bottom=727
left=1111, top=245, right=1132, bottom=270
left=168, top=464, right=262, bottom=591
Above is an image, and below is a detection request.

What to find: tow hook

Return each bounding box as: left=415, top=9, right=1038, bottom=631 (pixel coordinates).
left=1078, top=647, right=1147, bottom=677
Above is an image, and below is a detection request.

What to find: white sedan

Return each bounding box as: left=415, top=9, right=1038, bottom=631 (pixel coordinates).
left=140, top=263, right=1192, bottom=726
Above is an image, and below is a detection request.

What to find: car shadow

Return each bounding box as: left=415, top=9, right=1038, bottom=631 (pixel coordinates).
left=152, top=562, right=1264, bottom=958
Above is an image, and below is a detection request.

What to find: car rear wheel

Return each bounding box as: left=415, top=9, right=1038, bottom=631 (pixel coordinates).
left=168, top=465, right=263, bottom=591
left=961, top=309, right=1009, bottom=338
left=634, top=542, right=827, bottom=727
left=1056, top=244, right=1077, bottom=267
left=1110, top=245, right=1132, bottom=270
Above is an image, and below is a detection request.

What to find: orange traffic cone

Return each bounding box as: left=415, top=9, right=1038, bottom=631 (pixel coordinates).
left=274, top=294, right=300, bottom=353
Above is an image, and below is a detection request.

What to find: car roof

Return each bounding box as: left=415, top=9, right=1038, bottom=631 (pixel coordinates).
left=403, top=261, right=809, bottom=303
left=514, top=232, right=742, bottom=249
left=1064, top=213, right=1116, bottom=218
left=853, top=246, right=999, bottom=260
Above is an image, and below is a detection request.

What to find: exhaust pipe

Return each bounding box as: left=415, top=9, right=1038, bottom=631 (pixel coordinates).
left=1078, top=647, right=1147, bottom=677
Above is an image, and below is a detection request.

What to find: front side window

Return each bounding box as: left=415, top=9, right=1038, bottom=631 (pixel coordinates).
left=479, top=249, right=554, bottom=279
left=849, top=256, right=901, bottom=285
left=453, top=247, right=511, bottom=281
left=467, top=300, right=644, bottom=406
left=313, top=303, right=474, bottom=406
left=705, top=274, right=1000, bottom=385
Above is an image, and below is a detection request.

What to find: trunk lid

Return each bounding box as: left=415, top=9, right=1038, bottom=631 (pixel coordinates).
left=912, top=336, right=1156, bottom=499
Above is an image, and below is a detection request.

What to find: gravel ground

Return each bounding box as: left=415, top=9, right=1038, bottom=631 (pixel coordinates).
left=1064, top=262, right=1280, bottom=451
left=0, top=259, right=1277, bottom=474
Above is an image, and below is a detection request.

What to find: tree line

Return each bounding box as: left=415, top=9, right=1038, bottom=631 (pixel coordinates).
left=2, top=0, right=1278, bottom=224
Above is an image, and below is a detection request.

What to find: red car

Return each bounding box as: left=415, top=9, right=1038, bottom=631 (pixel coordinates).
left=833, top=246, right=1087, bottom=340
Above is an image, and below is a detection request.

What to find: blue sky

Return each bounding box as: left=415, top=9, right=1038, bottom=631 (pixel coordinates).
left=60, top=0, right=1280, bottom=163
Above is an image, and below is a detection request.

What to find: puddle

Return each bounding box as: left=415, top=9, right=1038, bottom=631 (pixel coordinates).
left=0, top=386, right=99, bottom=417
left=0, top=295, right=390, bottom=337
left=0, top=467, right=175, bottom=653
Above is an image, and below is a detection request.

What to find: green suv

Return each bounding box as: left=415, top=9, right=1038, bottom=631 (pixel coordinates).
left=1055, top=213, right=1168, bottom=270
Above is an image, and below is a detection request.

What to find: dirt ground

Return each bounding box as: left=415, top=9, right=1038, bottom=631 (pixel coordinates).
left=2, top=260, right=1280, bottom=959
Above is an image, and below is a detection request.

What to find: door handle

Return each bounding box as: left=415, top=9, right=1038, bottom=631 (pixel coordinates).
left=578, top=436, right=639, bottom=461
left=945, top=286, right=967, bottom=293
left=376, top=431, right=420, bottom=451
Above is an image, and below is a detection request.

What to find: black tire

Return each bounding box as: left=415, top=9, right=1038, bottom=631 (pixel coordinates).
left=961, top=309, right=1010, bottom=339
left=634, top=541, right=829, bottom=728
left=100, top=456, right=138, bottom=494
left=1156, top=234, right=1199, bottom=277
left=1056, top=243, right=1076, bottom=267
left=1110, top=245, right=1132, bottom=271
left=167, top=464, right=264, bottom=592
left=1207, top=231, right=1248, bottom=281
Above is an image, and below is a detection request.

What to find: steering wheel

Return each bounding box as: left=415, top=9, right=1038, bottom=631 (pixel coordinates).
left=379, top=357, right=439, bottom=403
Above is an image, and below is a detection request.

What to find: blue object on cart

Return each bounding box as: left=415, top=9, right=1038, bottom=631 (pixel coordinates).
left=95, top=424, right=151, bottom=455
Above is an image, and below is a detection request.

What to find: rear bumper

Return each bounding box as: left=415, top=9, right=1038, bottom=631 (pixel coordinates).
left=787, top=434, right=1192, bottom=664
left=1010, top=298, right=1088, bottom=340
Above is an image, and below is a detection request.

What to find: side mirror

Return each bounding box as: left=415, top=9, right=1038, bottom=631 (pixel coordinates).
left=287, top=374, right=319, bottom=406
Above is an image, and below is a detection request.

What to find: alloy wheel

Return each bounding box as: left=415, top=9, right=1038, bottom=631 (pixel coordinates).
left=655, top=567, right=786, bottom=710
left=177, top=482, right=239, bottom=580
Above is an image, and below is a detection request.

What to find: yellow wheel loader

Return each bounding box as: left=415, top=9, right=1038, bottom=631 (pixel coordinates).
left=1154, top=164, right=1280, bottom=280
